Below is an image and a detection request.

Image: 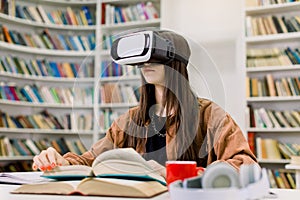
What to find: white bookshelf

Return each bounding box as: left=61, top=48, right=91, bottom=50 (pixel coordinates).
left=0, top=0, right=161, bottom=168
left=243, top=0, right=300, bottom=170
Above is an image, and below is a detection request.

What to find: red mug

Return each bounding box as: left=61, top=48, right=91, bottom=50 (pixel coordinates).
left=166, top=161, right=204, bottom=186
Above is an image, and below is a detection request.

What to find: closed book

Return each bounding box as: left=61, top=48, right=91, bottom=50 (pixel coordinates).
left=266, top=74, right=277, bottom=97
left=82, top=6, right=93, bottom=25
left=2, top=25, right=13, bottom=43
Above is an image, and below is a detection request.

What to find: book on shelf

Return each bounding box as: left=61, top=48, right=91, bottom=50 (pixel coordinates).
left=246, top=14, right=300, bottom=37
left=102, top=2, right=159, bottom=25
left=12, top=148, right=167, bottom=198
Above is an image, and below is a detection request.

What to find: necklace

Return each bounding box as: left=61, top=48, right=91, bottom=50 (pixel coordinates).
left=151, top=113, right=167, bottom=137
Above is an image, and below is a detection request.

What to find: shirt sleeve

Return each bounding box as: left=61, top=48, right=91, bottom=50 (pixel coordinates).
left=211, top=112, right=257, bottom=170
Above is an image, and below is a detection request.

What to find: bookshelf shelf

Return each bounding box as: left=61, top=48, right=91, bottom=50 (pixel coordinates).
left=0, top=156, right=34, bottom=161
left=0, top=41, right=94, bottom=57
left=25, top=0, right=97, bottom=6
left=245, top=2, right=300, bottom=14
left=102, top=19, right=161, bottom=30
left=0, top=72, right=94, bottom=83
left=245, top=32, right=300, bottom=43
left=0, top=100, right=93, bottom=109
left=99, top=102, right=139, bottom=109
left=246, top=65, right=300, bottom=73
left=0, top=13, right=96, bottom=31
left=103, top=0, right=159, bottom=4
left=258, top=159, right=291, bottom=164
left=100, top=75, right=140, bottom=82
left=246, top=96, right=300, bottom=102
left=247, top=128, right=300, bottom=133
left=0, top=128, right=93, bottom=135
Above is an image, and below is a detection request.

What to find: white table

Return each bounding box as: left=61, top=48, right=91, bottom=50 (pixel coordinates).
left=0, top=184, right=299, bottom=200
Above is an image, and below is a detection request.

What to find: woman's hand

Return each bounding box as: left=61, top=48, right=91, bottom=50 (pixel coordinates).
left=32, top=147, right=70, bottom=171
left=146, top=160, right=166, bottom=179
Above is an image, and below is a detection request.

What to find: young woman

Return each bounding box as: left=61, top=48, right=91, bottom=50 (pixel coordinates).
left=32, top=30, right=257, bottom=175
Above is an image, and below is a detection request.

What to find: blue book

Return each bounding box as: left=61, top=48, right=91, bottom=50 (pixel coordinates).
left=10, top=139, right=28, bottom=156
left=20, top=88, right=33, bottom=102
left=15, top=5, right=26, bottom=19
left=57, top=34, right=70, bottom=50
left=3, top=84, right=15, bottom=100
left=49, top=61, right=61, bottom=77
left=10, top=116, right=23, bottom=128
left=87, top=33, right=95, bottom=50
left=68, top=36, right=79, bottom=51
left=69, top=63, right=78, bottom=77
left=47, top=13, right=55, bottom=24
left=36, top=60, right=47, bottom=76
left=82, top=6, right=93, bottom=25
left=31, top=85, right=44, bottom=103
left=77, top=36, right=86, bottom=51
left=8, top=30, right=19, bottom=45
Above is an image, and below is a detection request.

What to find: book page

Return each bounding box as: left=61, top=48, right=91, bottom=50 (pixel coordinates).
left=0, top=172, right=50, bottom=184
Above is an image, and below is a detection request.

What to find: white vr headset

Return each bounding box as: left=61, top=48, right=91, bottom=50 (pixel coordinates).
left=111, top=30, right=188, bottom=66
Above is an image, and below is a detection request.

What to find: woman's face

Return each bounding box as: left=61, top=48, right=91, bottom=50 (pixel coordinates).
left=140, top=63, right=165, bottom=86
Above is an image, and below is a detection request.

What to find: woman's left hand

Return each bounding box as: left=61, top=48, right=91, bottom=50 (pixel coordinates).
left=146, top=160, right=166, bottom=179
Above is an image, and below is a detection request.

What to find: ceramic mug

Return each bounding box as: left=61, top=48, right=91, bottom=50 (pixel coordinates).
left=166, top=161, right=204, bottom=186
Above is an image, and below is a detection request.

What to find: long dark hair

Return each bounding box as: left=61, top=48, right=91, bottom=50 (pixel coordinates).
left=123, top=31, right=200, bottom=161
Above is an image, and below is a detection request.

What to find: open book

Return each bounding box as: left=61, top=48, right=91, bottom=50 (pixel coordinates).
left=12, top=148, right=167, bottom=197
left=12, top=177, right=167, bottom=198
left=42, top=148, right=166, bottom=185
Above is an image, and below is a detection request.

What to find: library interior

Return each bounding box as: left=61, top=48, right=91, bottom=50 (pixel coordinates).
left=0, top=0, right=300, bottom=199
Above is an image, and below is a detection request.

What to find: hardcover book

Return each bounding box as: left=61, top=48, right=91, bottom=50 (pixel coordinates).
left=12, top=148, right=167, bottom=198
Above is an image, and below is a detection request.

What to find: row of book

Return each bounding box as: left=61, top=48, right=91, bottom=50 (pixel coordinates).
left=0, top=25, right=96, bottom=51
left=246, top=0, right=300, bottom=7
left=0, top=55, right=94, bottom=78
left=0, top=161, right=32, bottom=172
left=98, top=109, right=123, bottom=131
left=102, top=2, right=159, bottom=25
left=14, top=5, right=95, bottom=26
left=0, top=82, right=94, bottom=105
left=0, top=109, right=93, bottom=131
left=100, top=61, right=141, bottom=77
left=247, top=47, right=300, bottom=67
left=267, top=169, right=296, bottom=189
left=100, top=83, right=140, bottom=104
left=0, top=136, right=87, bottom=157
left=246, top=74, right=300, bottom=97
left=246, top=106, right=300, bottom=128
left=245, top=15, right=300, bottom=37
left=101, top=34, right=115, bottom=50
left=252, top=137, right=300, bottom=160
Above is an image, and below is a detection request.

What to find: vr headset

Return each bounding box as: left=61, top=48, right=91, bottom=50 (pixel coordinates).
left=110, top=30, right=188, bottom=66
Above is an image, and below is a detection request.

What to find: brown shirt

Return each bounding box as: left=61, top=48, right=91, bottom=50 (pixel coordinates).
left=63, top=98, right=257, bottom=170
